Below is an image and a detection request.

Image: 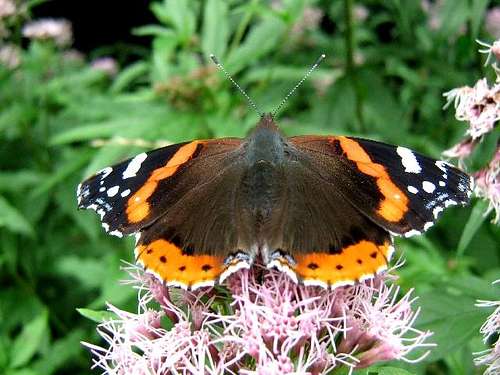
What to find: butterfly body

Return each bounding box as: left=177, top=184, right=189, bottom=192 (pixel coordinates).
left=77, top=113, right=472, bottom=290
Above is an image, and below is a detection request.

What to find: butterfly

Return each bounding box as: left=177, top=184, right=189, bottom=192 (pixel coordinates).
left=77, top=111, right=472, bottom=290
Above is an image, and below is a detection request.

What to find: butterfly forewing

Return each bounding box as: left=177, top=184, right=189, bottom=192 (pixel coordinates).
left=288, top=135, right=472, bottom=237
left=77, top=138, right=243, bottom=237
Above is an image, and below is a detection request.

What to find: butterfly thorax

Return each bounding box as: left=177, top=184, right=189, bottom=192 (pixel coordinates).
left=238, top=114, right=288, bottom=239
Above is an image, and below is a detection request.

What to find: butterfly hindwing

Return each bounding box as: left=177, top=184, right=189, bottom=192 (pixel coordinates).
left=288, top=135, right=472, bottom=237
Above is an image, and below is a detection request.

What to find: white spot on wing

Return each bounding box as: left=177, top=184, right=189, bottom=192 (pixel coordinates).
left=99, top=187, right=106, bottom=192
left=423, top=222, right=434, bottom=231
left=267, top=260, right=298, bottom=284
left=98, top=167, right=113, bottom=179
left=330, top=280, right=355, bottom=290
left=439, top=181, right=446, bottom=187
left=303, top=279, right=328, bottom=288
left=433, top=206, right=443, bottom=218
left=397, top=147, right=422, bottom=173
left=123, top=153, right=147, bottom=179
left=121, top=189, right=131, bottom=197
left=422, top=181, right=436, bottom=193
left=107, top=186, right=119, bottom=197
left=404, top=229, right=421, bottom=238
left=444, top=199, right=457, bottom=207
left=435, top=160, right=448, bottom=173
left=219, top=261, right=251, bottom=283
left=102, top=223, right=110, bottom=232
left=109, top=230, right=123, bottom=238
left=191, top=280, right=215, bottom=290
left=386, top=245, right=395, bottom=261
left=408, top=185, right=419, bottom=194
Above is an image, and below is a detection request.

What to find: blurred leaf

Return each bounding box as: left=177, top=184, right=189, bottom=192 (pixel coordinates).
left=416, top=289, right=489, bottom=361
left=0, top=171, right=45, bottom=192
left=110, top=62, right=149, bottom=94
left=10, top=310, right=48, bottom=368
left=438, top=0, right=468, bottom=39
left=373, top=367, right=415, bottom=375
left=77, top=308, right=115, bottom=323
left=202, top=0, right=229, bottom=60
left=226, top=17, right=286, bottom=74
left=31, top=329, right=84, bottom=375
left=30, top=152, right=92, bottom=197
left=457, top=199, right=489, bottom=256
left=470, top=0, right=489, bottom=37
left=50, top=120, right=135, bottom=145
left=0, top=196, right=34, bottom=237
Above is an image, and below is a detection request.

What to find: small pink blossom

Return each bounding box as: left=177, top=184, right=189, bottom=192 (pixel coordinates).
left=0, top=0, right=15, bottom=18
left=478, top=39, right=500, bottom=66
left=443, top=78, right=500, bottom=140
left=353, top=5, right=369, bottom=22
left=486, top=7, right=500, bottom=39
left=421, top=0, right=444, bottom=31
left=84, top=263, right=433, bottom=374
left=473, top=148, right=500, bottom=223
left=291, top=6, right=323, bottom=36
left=475, top=281, right=500, bottom=374
left=90, top=57, right=118, bottom=77
left=443, top=138, right=476, bottom=168
left=22, top=18, right=73, bottom=46
left=0, top=44, right=21, bottom=69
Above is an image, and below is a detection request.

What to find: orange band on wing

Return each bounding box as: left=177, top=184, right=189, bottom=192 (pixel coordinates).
left=136, top=239, right=224, bottom=288
left=335, top=137, right=409, bottom=222
left=126, top=141, right=204, bottom=223
left=294, top=240, right=393, bottom=287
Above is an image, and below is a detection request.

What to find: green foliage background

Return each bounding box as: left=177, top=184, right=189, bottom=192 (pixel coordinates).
left=1, top=0, right=499, bottom=374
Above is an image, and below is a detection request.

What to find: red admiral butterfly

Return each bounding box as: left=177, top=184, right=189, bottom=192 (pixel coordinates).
left=77, top=55, right=472, bottom=290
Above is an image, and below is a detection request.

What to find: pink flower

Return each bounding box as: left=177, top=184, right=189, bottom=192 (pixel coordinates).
left=84, top=262, right=433, bottom=374
left=22, top=18, right=72, bottom=46
left=0, top=0, right=15, bottom=18
left=443, top=78, right=500, bottom=140
left=443, top=138, right=476, bottom=168
left=0, top=44, right=21, bottom=69
left=473, top=147, right=500, bottom=223
left=291, top=6, right=323, bottom=36
left=90, top=57, right=118, bottom=77
left=475, top=281, right=500, bottom=374
left=478, top=39, right=500, bottom=66
left=353, top=5, right=369, bottom=22
left=486, top=7, right=500, bottom=39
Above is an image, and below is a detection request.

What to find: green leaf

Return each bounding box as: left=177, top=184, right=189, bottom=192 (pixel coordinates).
left=416, top=289, right=489, bottom=361
left=226, top=17, right=286, bottom=74
left=10, top=310, right=48, bottom=368
left=0, top=171, right=45, bottom=192
left=31, top=329, right=84, bottom=375
left=76, top=308, right=115, bottom=323
left=110, top=62, right=149, bottom=94
left=457, top=199, right=489, bottom=256
left=30, top=152, right=92, bottom=197
left=470, top=0, right=489, bottom=37
left=374, top=367, right=416, bottom=375
left=202, top=0, right=229, bottom=60
left=0, top=196, right=34, bottom=237
left=49, top=120, right=134, bottom=145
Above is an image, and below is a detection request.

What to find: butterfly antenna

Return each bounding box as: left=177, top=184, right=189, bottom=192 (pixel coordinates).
left=210, top=54, right=263, bottom=117
left=271, top=53, right=326, bottom=117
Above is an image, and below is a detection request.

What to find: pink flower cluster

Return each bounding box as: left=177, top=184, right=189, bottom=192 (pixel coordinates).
left=84, top=264, right=433, bottom=374
left=22, top=18, right=73, bottom=46
left=475, top=281, right=500, bottom=375
left=443, top=40, right=500, bottom=223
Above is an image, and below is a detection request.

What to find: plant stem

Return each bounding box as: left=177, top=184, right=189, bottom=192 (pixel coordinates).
left=344, top=0, right=364, bottom=132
